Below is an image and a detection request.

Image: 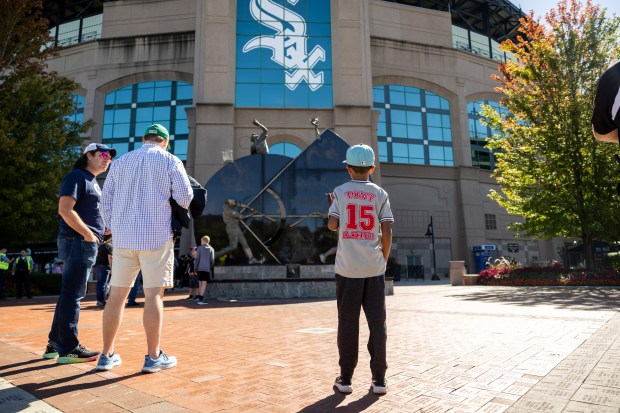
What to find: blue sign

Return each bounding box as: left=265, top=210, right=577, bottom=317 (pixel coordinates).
left=235, top=0, right=333, bottom=108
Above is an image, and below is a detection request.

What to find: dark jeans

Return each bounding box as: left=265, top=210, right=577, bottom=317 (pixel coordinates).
left=15, top=269, right=32, bottom=298
left=48, top=238, right=97, bottom=354
left=335, top=273, right=387, bottom=380
left=128, top=272, right=142, bottom=303
left=95, top=264, right=110, bottom=303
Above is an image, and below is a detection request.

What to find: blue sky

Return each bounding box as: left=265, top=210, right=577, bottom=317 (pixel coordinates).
left=513, top=0, right=620, bottom=19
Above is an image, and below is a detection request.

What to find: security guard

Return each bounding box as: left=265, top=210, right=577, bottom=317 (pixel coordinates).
left=13, top=249, right=34, bottom=299
left=0, top=248, right=11, bottom=300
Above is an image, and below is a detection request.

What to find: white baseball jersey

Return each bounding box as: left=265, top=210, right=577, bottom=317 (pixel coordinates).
left=328, top=180, right=394, bottom=278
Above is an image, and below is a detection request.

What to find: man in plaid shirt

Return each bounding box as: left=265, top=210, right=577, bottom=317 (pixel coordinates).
left=98, top=124, right=193, bottom=373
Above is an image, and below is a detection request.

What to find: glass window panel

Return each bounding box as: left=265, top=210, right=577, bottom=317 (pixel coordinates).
left=105, top=94, right=115, bottom=105
left=113, top=123, right=130, bottom=138
left=109, top=142, right=129, bottom=157
left=176, top=119, right=188, bottom=134
left=154, top=86, right=172, bottom=101
left=407, top=125, right=423, bottom=139
left=429, top=146, right=445, bottom=161
left=173, top=139, right=188, bottom=160
left=377, top=122, right=386, bottom=136
left=427, top=113, right=442, bottom=127
left=376, top=108, right=386, bottom=122
left=116, top=89, right=133, bottom=104
left=176, top=84, right=193, bottom=100
left=260, top=84, right=285, bottom=107
left=391, top=110, right=406, bottom=124
left=103, top=124, right=113, bottom=138
left=285, top=86, right=309, bottom=107
left=308, top=84, right=332, bottom=108
left=137, top=88, right=154, bottom=102
left=378, top=141, right=388, bottom=162
left=406, top=111, right=422, bottom=125
left=389, top=90, right=405, bottom=105
left=425, top=93, right=441, bottom=109
left=441, top=114, right=451, bottom=128
left=138, top=82, right=155, bottom=89
left=392, top=124, right=407, bottom=138
left=104, top=110, right=114, bottom=124
left=373, top=87, right=385, bottom=103
left=410, top=144, right=424, bottom=159
left=442, top=128, right=452, bottom=140
left=176, top=106, right=188, bottom=120
left=236, top=84, right=261, bottom=106
left=428, top=127, right=443, bottom=141
left=153, top=106, right=170, bottom=121
left=136, top=107, right=153, bottom=122
left=405, top=91, right=421, bottom=107
left=392, top=143, right=408, bottom=157
left=114, top=109, right=131, bottom=123
left=389, top=85, right=405, bottom=92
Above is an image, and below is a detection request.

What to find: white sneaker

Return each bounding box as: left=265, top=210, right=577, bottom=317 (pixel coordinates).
left=197, top=300, right=208, bottom=305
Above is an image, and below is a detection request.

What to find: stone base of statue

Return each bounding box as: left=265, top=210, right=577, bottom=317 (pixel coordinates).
left=203, top=265, right=393, bottom=299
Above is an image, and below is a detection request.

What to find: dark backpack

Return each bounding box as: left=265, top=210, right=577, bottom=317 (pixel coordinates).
left=171, top=175, right=207, bottom=237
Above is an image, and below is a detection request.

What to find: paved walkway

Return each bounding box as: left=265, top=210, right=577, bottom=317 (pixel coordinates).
left=0, top=282, right=619, bottom=412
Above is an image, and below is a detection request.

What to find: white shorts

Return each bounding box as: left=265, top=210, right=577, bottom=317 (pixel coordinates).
left=110, top=239, right=174, bottom=289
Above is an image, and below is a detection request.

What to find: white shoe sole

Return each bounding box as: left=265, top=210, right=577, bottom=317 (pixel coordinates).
left=95, top=360, right=122, bottom=371
left=334, top=383, right=352, bottom=394
left=142, top=360, right=177, bottom=373
left=372, top=384, right=387, bottom=394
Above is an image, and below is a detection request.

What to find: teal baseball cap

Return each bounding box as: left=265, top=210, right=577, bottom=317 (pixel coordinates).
left=344, top=144, right=375, bottom=167
left=143, top=124, right=169, bottom=140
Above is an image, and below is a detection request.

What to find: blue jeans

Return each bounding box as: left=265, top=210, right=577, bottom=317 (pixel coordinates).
left=48, top=238, right=97, bottom=354
left=95, top=265, right=110, bottom=303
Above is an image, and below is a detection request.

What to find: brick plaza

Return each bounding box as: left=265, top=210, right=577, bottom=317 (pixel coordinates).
left=1, top=282, right=619, bottom=412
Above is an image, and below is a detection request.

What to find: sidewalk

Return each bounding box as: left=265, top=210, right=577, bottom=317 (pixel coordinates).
left=0, top=282, right=619, bottom=412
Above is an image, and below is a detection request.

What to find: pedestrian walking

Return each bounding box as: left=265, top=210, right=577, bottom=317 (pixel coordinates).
left=193, top=235, right=214, bottom=304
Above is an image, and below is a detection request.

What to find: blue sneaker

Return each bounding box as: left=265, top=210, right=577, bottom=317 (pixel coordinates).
left=95, top=353, right=122, bottom=371
left=142, top=350, right=177, bottom=373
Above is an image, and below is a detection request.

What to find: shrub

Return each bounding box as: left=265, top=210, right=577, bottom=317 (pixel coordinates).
left=477, top=265, right=620, bottom=286
left=3, top=272, right=62, bottom=296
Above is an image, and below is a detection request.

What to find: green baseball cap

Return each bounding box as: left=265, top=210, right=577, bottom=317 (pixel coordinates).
left=143, top=124, right=169, bottom=140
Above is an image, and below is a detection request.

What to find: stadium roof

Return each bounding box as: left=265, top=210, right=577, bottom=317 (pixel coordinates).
left=42, top=0, right=526, bottom=42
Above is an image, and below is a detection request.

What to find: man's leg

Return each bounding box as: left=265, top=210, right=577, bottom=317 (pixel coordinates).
left=101, top=286, right=131, bottom=355
left=15, top=270, right=23, bottom=298
left=143, top=287, right=165, bottom=359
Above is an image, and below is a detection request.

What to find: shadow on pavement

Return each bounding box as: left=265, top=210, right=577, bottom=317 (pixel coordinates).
left=298, top=389, right=380, bottom=413
left=449, top=286, right=620, bottom=311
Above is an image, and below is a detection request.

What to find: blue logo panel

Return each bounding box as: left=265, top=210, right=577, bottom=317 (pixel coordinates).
left=235, top=0, right=333, bottom=108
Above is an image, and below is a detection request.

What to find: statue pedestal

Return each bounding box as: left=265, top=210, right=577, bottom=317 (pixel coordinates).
left=206, top=265, right=393, bottom=299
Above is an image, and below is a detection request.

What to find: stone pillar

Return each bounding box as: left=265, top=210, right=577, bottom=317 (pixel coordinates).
left=449, top=260, right=465, bottom=286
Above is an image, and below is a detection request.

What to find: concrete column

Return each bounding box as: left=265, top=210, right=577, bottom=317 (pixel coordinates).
left=449, top=260, right=465, bottom=286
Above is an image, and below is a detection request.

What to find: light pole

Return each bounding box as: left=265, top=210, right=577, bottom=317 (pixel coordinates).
left=425, top=216, right=439, bottom=280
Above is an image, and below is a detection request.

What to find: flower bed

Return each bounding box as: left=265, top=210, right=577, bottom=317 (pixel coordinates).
left=477, top=265, right=620, bottom=286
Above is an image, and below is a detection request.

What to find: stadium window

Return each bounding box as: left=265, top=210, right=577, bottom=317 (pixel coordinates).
left=373, top=85, right=453, bottom=166
left=269, top=142, right=302, bottom=158
left=467, top=100, right=509, bottom=171
left=102, top=81, right=193, bottom=160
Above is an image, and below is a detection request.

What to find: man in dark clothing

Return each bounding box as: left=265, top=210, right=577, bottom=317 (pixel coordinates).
left=13, top=249, right=33, bottom=299
left=43, top=143, right=115, bottom=364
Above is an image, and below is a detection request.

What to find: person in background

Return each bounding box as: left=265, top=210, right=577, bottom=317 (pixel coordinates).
left=0, top=247, right=12, bottom=300
left=13, top=249, right=34, bottom=299
left=193, top=236, right=215, bottom=305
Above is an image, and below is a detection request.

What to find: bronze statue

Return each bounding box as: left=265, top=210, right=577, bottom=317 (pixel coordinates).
left=251, top=119, right=269, bottom=155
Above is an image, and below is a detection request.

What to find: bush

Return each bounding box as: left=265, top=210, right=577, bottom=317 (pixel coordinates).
left=477, top=264, right=620, bottom=286
left=3, top=272, right=62, bottom=296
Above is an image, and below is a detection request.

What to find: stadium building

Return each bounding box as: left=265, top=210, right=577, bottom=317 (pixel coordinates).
left=43, top=0, right=569, bottom=277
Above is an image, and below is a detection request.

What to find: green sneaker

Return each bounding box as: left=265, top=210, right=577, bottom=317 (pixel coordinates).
left=57, top=344, right=99, bottom=364
left=42, top=344, right=58, bottom=359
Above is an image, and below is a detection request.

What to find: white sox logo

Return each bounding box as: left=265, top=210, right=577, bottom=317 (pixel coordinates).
left=243, top=0, right=326, bottom=91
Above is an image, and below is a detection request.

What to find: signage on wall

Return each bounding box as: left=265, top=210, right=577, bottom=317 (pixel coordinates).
left=507, top=243, right=519, bottom=252
left=236, top=0, right=333, bottom=108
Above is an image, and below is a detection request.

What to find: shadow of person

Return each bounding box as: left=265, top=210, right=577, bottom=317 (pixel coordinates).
left=297, top=389, right=380, bottom=413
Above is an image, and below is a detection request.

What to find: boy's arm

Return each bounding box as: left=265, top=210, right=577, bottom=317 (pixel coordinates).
left=381, top=221, right=393, bottom=261
left=327, top=216, right=339, bottom=231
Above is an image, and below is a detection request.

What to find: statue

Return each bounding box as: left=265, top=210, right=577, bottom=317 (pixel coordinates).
left=251, top=119, right=269, bottom=155
left=215, top=198, right=263, bottom=264
left=311, top=117, right=320, bottom=139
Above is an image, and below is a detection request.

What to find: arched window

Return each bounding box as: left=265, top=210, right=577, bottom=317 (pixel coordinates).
left=467, top=100, right=508, bottom=170
left=103, top=81, right=193, bottom=159
left=373, top=85, right=453, bottom=166
left=68, top=94, right=85, bottom=125
left=269, top=142, right=302, bottom=158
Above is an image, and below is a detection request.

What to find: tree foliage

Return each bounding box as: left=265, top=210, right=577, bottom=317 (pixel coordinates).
left=0, top=0, right=92, bottom=247
left=484, top=0, right=620, bottom=269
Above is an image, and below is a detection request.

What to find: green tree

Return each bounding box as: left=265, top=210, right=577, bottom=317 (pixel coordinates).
left=0, top=0, right=92, bottom=247
left=484, top=0, right=620, bottom=269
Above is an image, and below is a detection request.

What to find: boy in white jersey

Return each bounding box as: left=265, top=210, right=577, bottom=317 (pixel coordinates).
left=327, top=144, right=394, bottom=395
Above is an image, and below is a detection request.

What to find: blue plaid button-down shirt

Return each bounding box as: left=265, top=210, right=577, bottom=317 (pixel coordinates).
left=101, top=143, right=193, bottom=250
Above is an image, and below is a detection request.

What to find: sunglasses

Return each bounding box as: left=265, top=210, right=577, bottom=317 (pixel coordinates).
left=99, top=152, right=113, bottom=160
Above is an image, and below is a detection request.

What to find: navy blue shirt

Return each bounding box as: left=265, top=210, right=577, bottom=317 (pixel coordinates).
left=58, top=169, right=104, bottom=242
